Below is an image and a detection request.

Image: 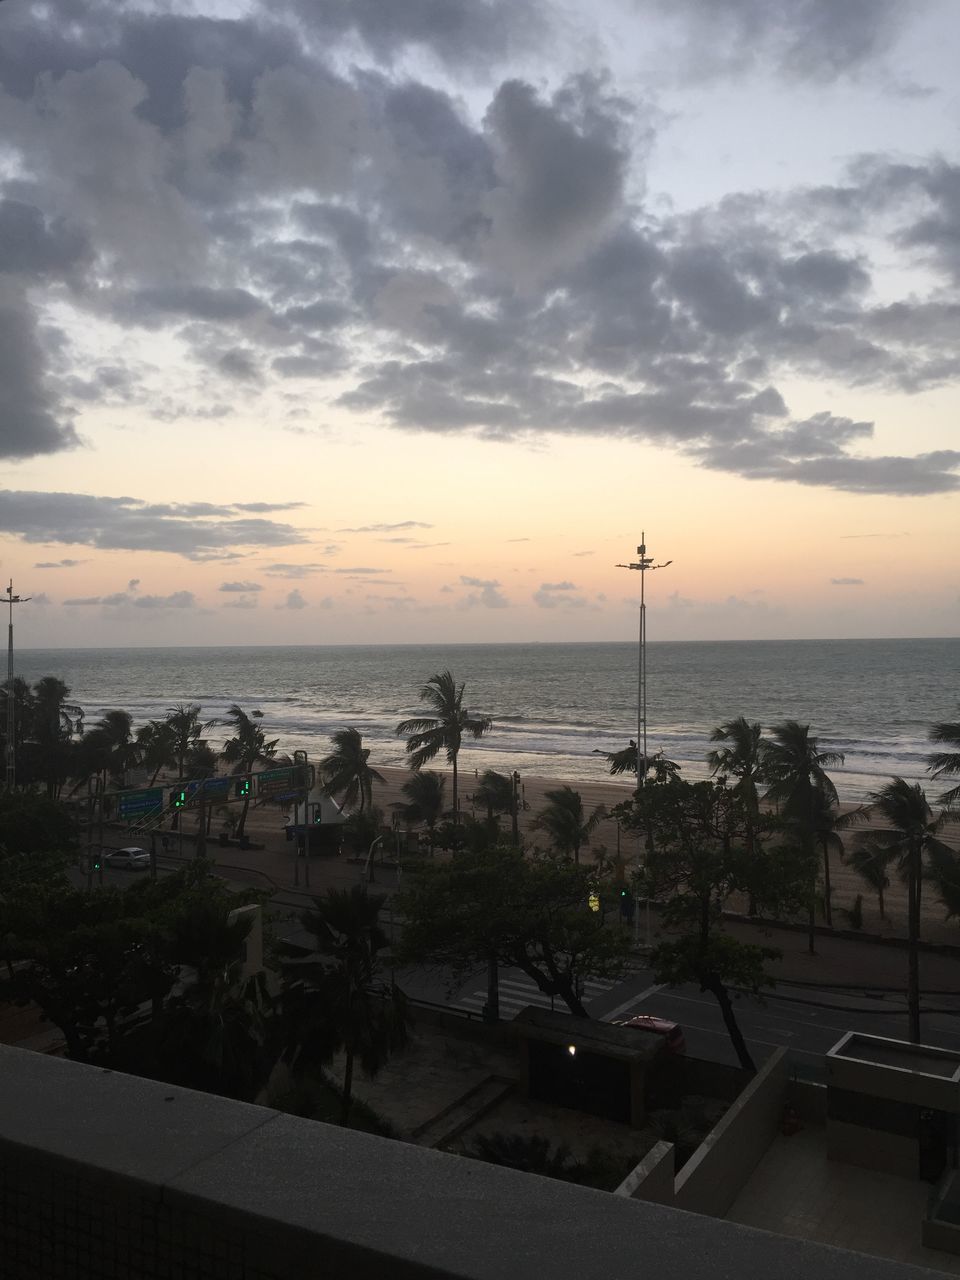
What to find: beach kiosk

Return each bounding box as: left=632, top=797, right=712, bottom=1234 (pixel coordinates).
left=284, top=786, right=346, bottom=856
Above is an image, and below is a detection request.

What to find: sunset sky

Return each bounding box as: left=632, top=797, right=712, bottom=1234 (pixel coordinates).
left=1, top=0, right=958, bottom=646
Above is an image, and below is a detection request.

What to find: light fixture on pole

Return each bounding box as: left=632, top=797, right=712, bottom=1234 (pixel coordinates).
left=4, top=579, right=31, bottom=792
left=616, top=537, right=672, bottom=946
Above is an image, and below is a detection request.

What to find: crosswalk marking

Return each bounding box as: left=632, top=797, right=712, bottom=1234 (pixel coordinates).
left=601, top=983, right=667, bottom=1023
left=448, top=974, right=620, bottom=1018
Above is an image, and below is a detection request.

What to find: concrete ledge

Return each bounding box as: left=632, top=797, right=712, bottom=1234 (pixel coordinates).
left=614, top=1141, right=675, bottom=1204
left=675, top=1048, right=788, bottom=1218
left=0, top=1045, right=950, bottom=1280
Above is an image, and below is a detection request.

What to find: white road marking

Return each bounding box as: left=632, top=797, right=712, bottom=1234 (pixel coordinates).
left=601, top=983, right=667, bottom=1022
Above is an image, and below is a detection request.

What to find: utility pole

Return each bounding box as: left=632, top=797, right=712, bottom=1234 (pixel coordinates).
left=616, top=536, right=672, bottom=946
left=4, top=579, right=31, bottom=791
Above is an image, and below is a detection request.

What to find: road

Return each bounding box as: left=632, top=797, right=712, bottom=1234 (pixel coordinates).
left=396, top=961, right=960, bottom=1078
left=78, top=847, right=960, bottom=1078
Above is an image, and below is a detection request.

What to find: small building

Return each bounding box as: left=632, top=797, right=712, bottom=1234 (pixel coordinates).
left=284, top=788, right=346, bottom=854
left=514, top=1006, right=667, bottom=1127
left=826, top=1031, right=960, bottom=1182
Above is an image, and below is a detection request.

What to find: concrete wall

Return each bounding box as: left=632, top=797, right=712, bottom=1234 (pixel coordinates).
left=2, top=1045, right=934, bottom=1280
left=613, top=1050, right=788, bottom=1220
left=614, top=1141, right=675, bottom=1205
left=675, top=1049, right=788, bottom=1219
left=787, top=1079, right=827, bottom=1126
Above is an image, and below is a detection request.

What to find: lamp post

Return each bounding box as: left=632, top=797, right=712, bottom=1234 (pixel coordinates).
left=616, top=537, right=672, bottom=945
left=4, top=580, right=31, bottom=792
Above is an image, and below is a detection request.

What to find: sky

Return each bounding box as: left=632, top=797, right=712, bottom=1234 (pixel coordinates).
left=0, top=0, right=958, bottom=647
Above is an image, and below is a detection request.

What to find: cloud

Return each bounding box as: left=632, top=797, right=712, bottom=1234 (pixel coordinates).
left=831, top=577, right=865, bottom=585
left=638, top=0, right=923, bottom=83
left=336, top=521, right=433, bottom=533
left=219, top=580, right=263, bottom=592
left=533, top=581, right=588, bottom=608
left=0, top=282, right=79, bottom=459
left=0, top=0, right=953, bottom=502
left=458, top=574, right=509, bottom=608
left=333, top=566, right=390, bottom=575
left=34, top=558, right=85, bottom=568
left=63, top=589, right=196, bottom=609
left=0, top=491, right=308, bottom=559
left=277, top=588, right=307, bottom=610
left=223, top=595, right=259, bottom=609
left=31, top=592, right=51, bottom=605
left=262, top=562, right=327, bottom=578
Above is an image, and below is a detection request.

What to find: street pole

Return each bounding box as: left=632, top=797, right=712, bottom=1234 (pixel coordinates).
left=4, top=580, right=31, bottom=792
left=616, top=536, right=672, bottom=948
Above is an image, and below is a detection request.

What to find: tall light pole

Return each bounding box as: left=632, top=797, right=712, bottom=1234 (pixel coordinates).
left=616, top=535, right=672, bottom=787
left=617, top=537, right=671, bottom=946
left=4, top=580, right=31, bottom=792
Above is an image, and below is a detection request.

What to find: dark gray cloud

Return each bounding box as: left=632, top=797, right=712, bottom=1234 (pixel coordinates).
left=34, top=558, right=85, bottom=568
left=0, top=283, right=79, bottom=458
left=277, top=588, right=307, bottom=610
left=333, top=566, right=390, bottom=574
left=0, top=491, right=307, bottom=558
left=0, top=0, right=953, bottom=502
left=219, top=580, right=263, bottom=593
left=831, top=577, right=865, bottom=585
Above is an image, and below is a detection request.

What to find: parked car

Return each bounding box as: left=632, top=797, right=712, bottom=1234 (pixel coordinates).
left=614, top=1013, right=686, bottom=1054
left=104, top=848, right=151, bottom=871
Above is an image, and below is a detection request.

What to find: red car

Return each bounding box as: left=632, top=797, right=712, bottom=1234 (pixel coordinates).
left=615, top=1014, right=686, bottom=1054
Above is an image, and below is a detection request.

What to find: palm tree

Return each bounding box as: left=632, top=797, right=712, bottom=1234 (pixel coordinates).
left=136, top=719, right=176, bottom=786
left=286, top=886, right=409, bottom=1123
left=531, top=786, right=606, bottom=865
left=84, top=709, right=139, bottom=788
left=396, top=671, right=492, bottom=819
left=762, top=721, right=843, bottom=953
left=857, top=779, right=952, bottom=1042
left=847, top=840, right=896, bottom=921
left=165, top=704, right=214, bottom=779
left=810, top=790, right=862, bottom=929
left=929, top=716, right=960, bottom=809
left=393, top=771, right=446, bottom=849
left=596, top=742, right=681, bottom=784
left=707, top=717, right=765, bottom=913
left=29, top=676, right=74, bottom=798
left=318, top=728, right=385, bottom=815
left=470, top=769, right=514, bottom=823
left=219, top=705, right=279, bottom=837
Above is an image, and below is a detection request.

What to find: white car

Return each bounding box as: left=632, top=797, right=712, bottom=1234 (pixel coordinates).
left=104, top=848, right=151, bottom=871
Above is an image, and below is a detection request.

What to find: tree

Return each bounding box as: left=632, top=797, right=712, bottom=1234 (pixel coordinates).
left=762, top=721, right=843, bottom=953
left=136, top=719, right=176, bottom=785
left=79, top=709, right=139, bottom=788
left=614, top=776, right=812, bottom=1071
left=283, top=886, right=409, bottom=1123
left=392, top=770, right=447, bottom=848
left=397, top=670, right=492, bottom=819
left=846, top=840, right=896, bottom=920
left=396, top=844, right=634, bottom=1018
left=531, top=786, right=605, bottom=865
left=855, top=779, right=952, bottom=1042
left=596, top=743, right=681, bottom=783
left=165, top=704, right=214, bottom=779
left=26, top=676, right=77, bottom=798
left=929, top=715, right=960, bottom=809
left=219, top=705, right=278, bottom=836
left=707, top=717, right=766, bottom=914
left=318, top=728, right=385, bottom=815
left=469, top=769, right=514, bottom=823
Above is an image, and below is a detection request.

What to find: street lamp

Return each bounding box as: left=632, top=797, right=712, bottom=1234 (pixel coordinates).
left=616, top=537, right=672, bottom=945
left=4, top=580, right=31, bottom=792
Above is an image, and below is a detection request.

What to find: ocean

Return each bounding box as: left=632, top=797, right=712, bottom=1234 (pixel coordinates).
left=14, top=639, right=958, bottom=802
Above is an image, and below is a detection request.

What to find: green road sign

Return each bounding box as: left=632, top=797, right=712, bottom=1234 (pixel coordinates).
left=256, top=767, right=301, bottom=800
left=117, top=787, right=165, bottom=821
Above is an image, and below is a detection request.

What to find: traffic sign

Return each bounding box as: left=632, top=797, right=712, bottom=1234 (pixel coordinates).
left=117, top=787, right=165, bottom=821
left=256, top=767, right=301, bottom=800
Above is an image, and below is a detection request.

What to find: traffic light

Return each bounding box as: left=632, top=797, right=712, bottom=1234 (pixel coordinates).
left=173, top=788, right=187, bottom=809
left=92, top=853, right=102, bottom=871
left=236, top=778, right=251, bottom=798
left=313, top=808, right=323, bottom=825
